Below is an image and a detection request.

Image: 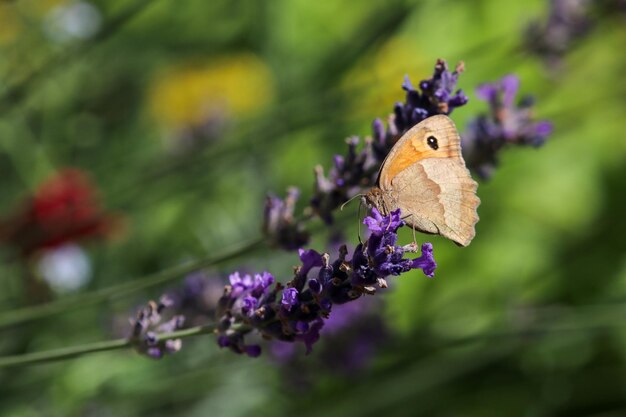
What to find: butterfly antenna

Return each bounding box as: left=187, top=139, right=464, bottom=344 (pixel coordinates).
left=340, top=193, right=364, bottom=211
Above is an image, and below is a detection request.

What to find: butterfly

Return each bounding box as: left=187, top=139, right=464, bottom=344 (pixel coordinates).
left=365, top=115, right=480, bottom=246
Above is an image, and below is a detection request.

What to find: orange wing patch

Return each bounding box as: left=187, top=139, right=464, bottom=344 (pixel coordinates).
left=379, top=127, right=461, bottom=187
left=380, top=138, right=431, bottom=186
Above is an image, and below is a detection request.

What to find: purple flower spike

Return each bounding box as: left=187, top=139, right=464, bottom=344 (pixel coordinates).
left=524, top=0, right=595, bottom=68
left=215, top=208, right=437, bottom=357
left=462, top=74, right=553, bottom=179
left=129, top=296, right=185, bottom=360
left=263, top=187, right=310, bottom=250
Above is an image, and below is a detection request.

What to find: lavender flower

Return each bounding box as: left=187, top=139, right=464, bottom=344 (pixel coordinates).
left=461, top=74, right=553, bottom=179
left=129, top=295, right=185, bottom=359
left=262, top=59, right=469, bottom=250
left=217, top=207, right=436, bottom=357
left=525, top=0, right=626, bottom=68
left=263, top=187, right=309, bottom=250
left=394, top=60, right=468, bottom=130
left=525, top=0, right=593, bottom=67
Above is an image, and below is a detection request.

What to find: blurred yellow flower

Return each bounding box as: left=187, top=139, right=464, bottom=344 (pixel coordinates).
left=0, top=5, right=21, bottom=45
left=148, top=54, right=275, bottom=129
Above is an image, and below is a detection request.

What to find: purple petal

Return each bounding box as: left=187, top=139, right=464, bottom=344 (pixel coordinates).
left=475, top=83, right=498, bottom=102
left=364, top=208, right=404, bottom=235
left=372, top=118, right=385, bottom=142
left=534, top=120, right=553, bottom=137
left=402, top=75, right=414, bottom=91
left=308, top=278, right=322, bottom=294
left=241, top=296, right=258, bottom=316
left=298, top=317, right=324, bottom=354
left=146, top=347, right=163, bottom=359
left=281, top=288, right=299, bottom=311
left=500, top=74, right=520, bottom=107
left=165, top=339, right=182, bottom=353
left=363, top=207, right=385, bottom=233
left=411, top=243, right=437, bottom=278
left=295, top=321, right=309, bottom=333
left=245, top=345, right=262, bottom=358
left=217, top=336, right=230, bottom=348
left=254, top=272, right=274, bottom=290
left=298, top=248, right=324, bottom=276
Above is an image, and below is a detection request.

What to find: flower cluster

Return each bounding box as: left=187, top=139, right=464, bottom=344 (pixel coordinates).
left=525, top=0, right=593, bottom=67
left=217, top=207, right=436, bottom=357
left=461, top=75, right=553, bottom=179
left=263, top=187, right=309, bottom=250
left=392, top=60, right=468, bottom=131
left=129, top=295, right=185, bottom=359
left=0, top=168, right=118, bottom=257
left=525, top=0, right=625, bottom=69
left=264, top=59, right=469, bottom=249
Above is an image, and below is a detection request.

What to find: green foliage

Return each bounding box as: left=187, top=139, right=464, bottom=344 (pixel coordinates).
left=0, top=0, right=625, bottom=416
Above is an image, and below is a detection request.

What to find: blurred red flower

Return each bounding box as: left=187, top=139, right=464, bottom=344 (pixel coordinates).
left=0, top=169, right=120, bottom=257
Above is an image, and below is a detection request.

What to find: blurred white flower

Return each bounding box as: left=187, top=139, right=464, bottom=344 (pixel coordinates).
left=37, top=244, right=92, bottom=293
left=44, top=1, right=102, bottom=43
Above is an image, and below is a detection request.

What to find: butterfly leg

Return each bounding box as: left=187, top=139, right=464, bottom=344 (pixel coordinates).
left=399, top=213, right=418, bottom=245
left=357, top=199, right=363, bottom=244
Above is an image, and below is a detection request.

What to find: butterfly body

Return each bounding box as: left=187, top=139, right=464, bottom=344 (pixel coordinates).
left=365, top=115, right=479, bottom=247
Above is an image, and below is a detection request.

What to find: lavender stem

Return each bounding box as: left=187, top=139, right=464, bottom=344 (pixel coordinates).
left=0, top=323, right=217, bottom=368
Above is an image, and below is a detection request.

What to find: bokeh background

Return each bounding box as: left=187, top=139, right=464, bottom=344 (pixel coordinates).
left=0, top=0, right=625, bottom=416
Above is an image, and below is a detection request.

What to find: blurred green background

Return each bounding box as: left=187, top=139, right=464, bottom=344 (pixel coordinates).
left=0, top=0, right=625, bottom=416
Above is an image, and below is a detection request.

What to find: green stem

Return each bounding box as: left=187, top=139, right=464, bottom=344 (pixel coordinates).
left=0, top=338, right=131, bottom=368
left=0, top=324, right=216, bottom=368
left=1, top=303, right=626, bottom=368
left=0, top=237, right=264, bottom=329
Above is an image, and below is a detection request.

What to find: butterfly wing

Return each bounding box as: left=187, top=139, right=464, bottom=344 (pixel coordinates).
left=377, top=115, right=479, bottom=246
left=390, top=158, right=479, bottom=246
left=378, top=115, right=462, bottom=189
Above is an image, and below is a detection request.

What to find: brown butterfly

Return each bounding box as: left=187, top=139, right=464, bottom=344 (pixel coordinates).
left=365, top=115, right=480, bottom=246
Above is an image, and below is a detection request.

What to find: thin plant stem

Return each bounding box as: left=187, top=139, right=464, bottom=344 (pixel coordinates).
left=2, top=302, right=626, bottom=368
left=0, top=323, right=217, bottom=368
left=0, top=236, right=265, bottom=329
